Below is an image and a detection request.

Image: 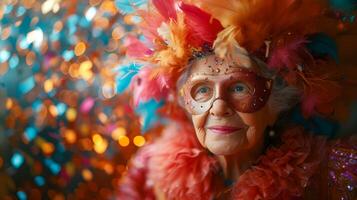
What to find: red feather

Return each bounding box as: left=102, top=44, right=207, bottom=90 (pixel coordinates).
left=152, top=0, right=177, bottom=20
left=268, top=37, right=309, bottom=70
left=301, top=77, right=341, bottom=117
left=180, top=2, right=223, bottom=47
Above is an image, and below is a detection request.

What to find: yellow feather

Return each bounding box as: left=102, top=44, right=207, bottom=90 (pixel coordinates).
left=213, top=25, right=239, bottom=58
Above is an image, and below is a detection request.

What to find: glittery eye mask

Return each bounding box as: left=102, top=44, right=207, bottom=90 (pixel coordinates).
left=182, top=68, right=272, bottom=114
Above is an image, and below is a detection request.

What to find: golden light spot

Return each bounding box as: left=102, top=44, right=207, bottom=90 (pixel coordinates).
left=93, top=134, right=108, bottom=154
left=112, top=127, right=126, bottom=140
left=68, top=63, right=79, bottom=78
left=66, top=108, right=77, bottom=122
left=94, top=139, right=108, bottom=154
left=49, top=105, right=58, bottom=117
left=103, top=163, right=113, bottom=175
left=64, top=129, right=77, bottom=144
left=92, top=134, right=102, bottom=143
left=123, top=15, right=134, bottom=25
left=82, top=70, right=93, bottom=81
left=100, top=0, right=117, bottom=14
left=6, top=98, right=13, bottom=110
left=82, top=169, right=93, bottom=181
left=79, top=60, right=92, bottom=72
left=133, top=135, right=146, bottom=147
left=44, top=79, right=54, bottom=93
left=74, top=42, right=86, bottom=56
left=79, top=60, right=93, bottom=81
left=41, top=142, right=55, bottom=155
left=118, top=135, right=130, bottom=147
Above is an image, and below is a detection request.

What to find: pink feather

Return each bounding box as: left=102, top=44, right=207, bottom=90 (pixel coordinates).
left=180, top=3, right=223, bottom=47
left=125, top=35, right=153, bottom=59
left=148, top=122, right=221, bottom=200
left=137, top=10, right=165, bottom=45
left=152, top=0, right=177, bottom=20
left=268, top=37, right=308, bottom=70
left=131, top=66, right=170, bottom=106
left=117, top=145, right=156, bottom=200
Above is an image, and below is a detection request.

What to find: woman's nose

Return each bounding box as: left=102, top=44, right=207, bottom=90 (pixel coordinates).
left=209, top=99, right=234, bottom=117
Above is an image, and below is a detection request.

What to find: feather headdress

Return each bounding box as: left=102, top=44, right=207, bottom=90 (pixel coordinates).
left=116, top=0, right=356, bottom=131
left=125, top=0, right=223, bottom=89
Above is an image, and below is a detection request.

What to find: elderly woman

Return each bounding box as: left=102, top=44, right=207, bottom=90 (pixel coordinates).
left=117, top=0, right=356, bottom=199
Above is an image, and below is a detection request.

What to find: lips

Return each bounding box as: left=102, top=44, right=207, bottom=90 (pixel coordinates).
left=207, top=126, right=242, bottom=135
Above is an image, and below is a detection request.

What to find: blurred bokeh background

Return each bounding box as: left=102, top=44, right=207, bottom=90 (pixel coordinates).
left=0, top=0, right=153, bottom=199
left=1, top=0, right=357, bottom=200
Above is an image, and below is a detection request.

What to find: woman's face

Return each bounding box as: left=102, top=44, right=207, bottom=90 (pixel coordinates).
left=182, top=55, right=276, bottom=155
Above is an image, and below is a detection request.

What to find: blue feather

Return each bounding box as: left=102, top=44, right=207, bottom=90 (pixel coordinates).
left=135, top=99, right=164, bottom=133
left=115, top=0, right=147, bottom=14
left=115, top=63, right=141, bottom=93
left=307, top=33, right=339, bottom=62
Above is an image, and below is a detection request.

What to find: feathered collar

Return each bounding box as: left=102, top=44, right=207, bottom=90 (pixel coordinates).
left=148, top=125, right=326, bottom=200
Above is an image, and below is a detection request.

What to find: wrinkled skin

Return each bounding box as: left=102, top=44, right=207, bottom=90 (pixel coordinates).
left=182, top=55, right=277, bottom=156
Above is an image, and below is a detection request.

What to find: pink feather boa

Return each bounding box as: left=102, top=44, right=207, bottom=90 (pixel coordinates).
left=148, top=122, right=221, bottom=200
left=119, top=125, right=328, bottom=199
left=232, top=127, right=326, bottom=200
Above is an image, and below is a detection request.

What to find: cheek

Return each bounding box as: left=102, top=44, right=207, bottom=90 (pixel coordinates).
left=237, top=107, right=270, bottom=132
left=246, top=126, right=259, bottom=148
left=191, top=114, right=209, bottom=147
left=236, top=108, right=271, bottom=147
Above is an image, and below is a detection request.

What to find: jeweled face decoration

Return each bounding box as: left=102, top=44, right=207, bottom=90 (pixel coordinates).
left=181, top=54, right=275, bottom=155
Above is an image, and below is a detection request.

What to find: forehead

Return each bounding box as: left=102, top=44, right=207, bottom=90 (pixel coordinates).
left=189, top=54, right=258, bottom=76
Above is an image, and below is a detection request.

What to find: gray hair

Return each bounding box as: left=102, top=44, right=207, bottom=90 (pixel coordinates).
left=252, top=57, right=301, bottom=114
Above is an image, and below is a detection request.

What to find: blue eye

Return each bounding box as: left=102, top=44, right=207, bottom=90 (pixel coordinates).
left=198, top=87, right=209, bottom=94
left=192, top=85, right=212, bottom=101
left=232, top=83, right=248, bottom=94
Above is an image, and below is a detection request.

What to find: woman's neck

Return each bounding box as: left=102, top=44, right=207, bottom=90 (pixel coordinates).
left=216, top=139, right=265, bottom=181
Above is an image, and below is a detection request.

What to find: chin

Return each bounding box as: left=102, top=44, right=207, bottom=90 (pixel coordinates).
left=207, top=142, right=241, bottom=155
left=205, top=133, right=246, bottom=155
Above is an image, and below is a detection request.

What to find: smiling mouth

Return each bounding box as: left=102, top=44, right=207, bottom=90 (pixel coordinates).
left=207, top=126, right=242, bottom=135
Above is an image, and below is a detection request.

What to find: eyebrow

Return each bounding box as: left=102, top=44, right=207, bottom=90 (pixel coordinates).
left=188, top=75, right=246, bottom=85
